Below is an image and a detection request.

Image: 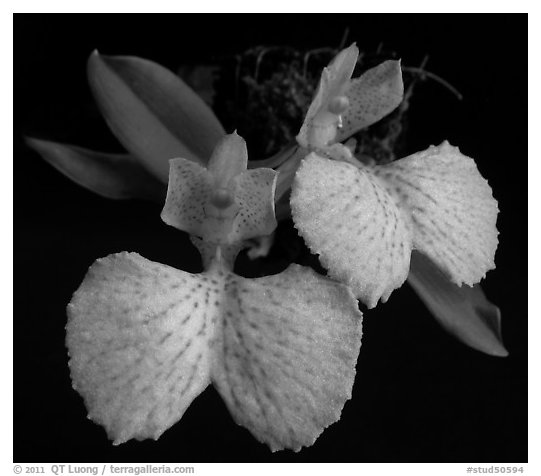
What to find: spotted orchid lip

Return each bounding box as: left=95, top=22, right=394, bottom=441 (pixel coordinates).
left=291, top=142, right=498, bottom=309
left=66, top=249, right=362, bottom=451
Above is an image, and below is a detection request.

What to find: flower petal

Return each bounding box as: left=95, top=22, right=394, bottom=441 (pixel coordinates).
left=324, top=44, right=360, bottom=98
left=160, top=159, right=214, bottom=237
left=296, top=44, right=358, bottom=149
left=375, top=141, right=499, bottom=286
left=211, top=264, right=362, bottom=451
left=26, top=137, right=166, bottom=201
left=408, top=251, right=507, bottom=357
left=207, top=132, right=248, bottom=188
left=66, top=252, right=216, bottom=444
left=87, top=52, right=225, bottom=182
left=291, top=152, right=412, bottom=308
left=336, top=60, right=403, bottom=142
left=232, top=167, right=277, bottom=241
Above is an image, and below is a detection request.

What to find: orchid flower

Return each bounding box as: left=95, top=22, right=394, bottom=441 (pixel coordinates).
left=291, top=44, right=500, bottom=315
left=66, top=132, right=363, bottom=452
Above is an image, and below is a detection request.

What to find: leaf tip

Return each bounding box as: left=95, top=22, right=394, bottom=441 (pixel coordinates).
left=23, top=134, right=37, bottom=148
left=88, top=49, right=101, bottom=67
left=493, top=347, right=509, bottom=358
left=24, top=136, right=48, bottom=155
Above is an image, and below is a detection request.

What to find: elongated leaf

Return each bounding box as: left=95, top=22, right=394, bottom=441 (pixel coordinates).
left=87, top=51, right=225, bottom=183
left=408, top=251, right=507, bottom=357
left=26, top=137, right=166, bottom=201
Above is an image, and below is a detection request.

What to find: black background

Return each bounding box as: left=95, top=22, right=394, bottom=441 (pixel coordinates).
left=14, top=14, right=527, bottom=462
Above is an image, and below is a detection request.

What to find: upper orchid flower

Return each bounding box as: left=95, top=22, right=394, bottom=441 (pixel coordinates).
left=296, top=43, right=403, bottom=153
left=66, top=132, right=363, bottom=452
left=290, top=45, right=499, bottom=311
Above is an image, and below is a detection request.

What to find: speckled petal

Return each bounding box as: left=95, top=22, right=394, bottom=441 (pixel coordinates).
left=291, top=153, right=412, bottom=308
left=375, top=142, right=499, bottom=286
left=211, top=264, right=363, bottom=452
left=160, top=158, right=216, bottom=238
left=66, top=252, right=218, bottom=444
left=336, top=60, right=403, bottom=142
left=230, top=168, right=278, bottom=242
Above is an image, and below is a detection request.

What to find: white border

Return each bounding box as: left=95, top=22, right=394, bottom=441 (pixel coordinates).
left=6, top=6, right=537, bottom=473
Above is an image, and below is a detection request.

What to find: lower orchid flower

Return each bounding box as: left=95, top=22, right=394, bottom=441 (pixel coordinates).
left=66, top=133, right=363, bottom=451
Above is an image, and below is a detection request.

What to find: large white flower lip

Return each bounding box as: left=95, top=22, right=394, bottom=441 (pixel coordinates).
left=291, top=142, right=499, bottom=308
left=66, top=252, right=362, bottom=451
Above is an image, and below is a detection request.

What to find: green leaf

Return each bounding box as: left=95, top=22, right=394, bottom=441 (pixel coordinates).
left=26, top=137, right=166, bottom=201
left=87, top=51, right=225, bottom=183
left=408, top=251, right=507, bottom=357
